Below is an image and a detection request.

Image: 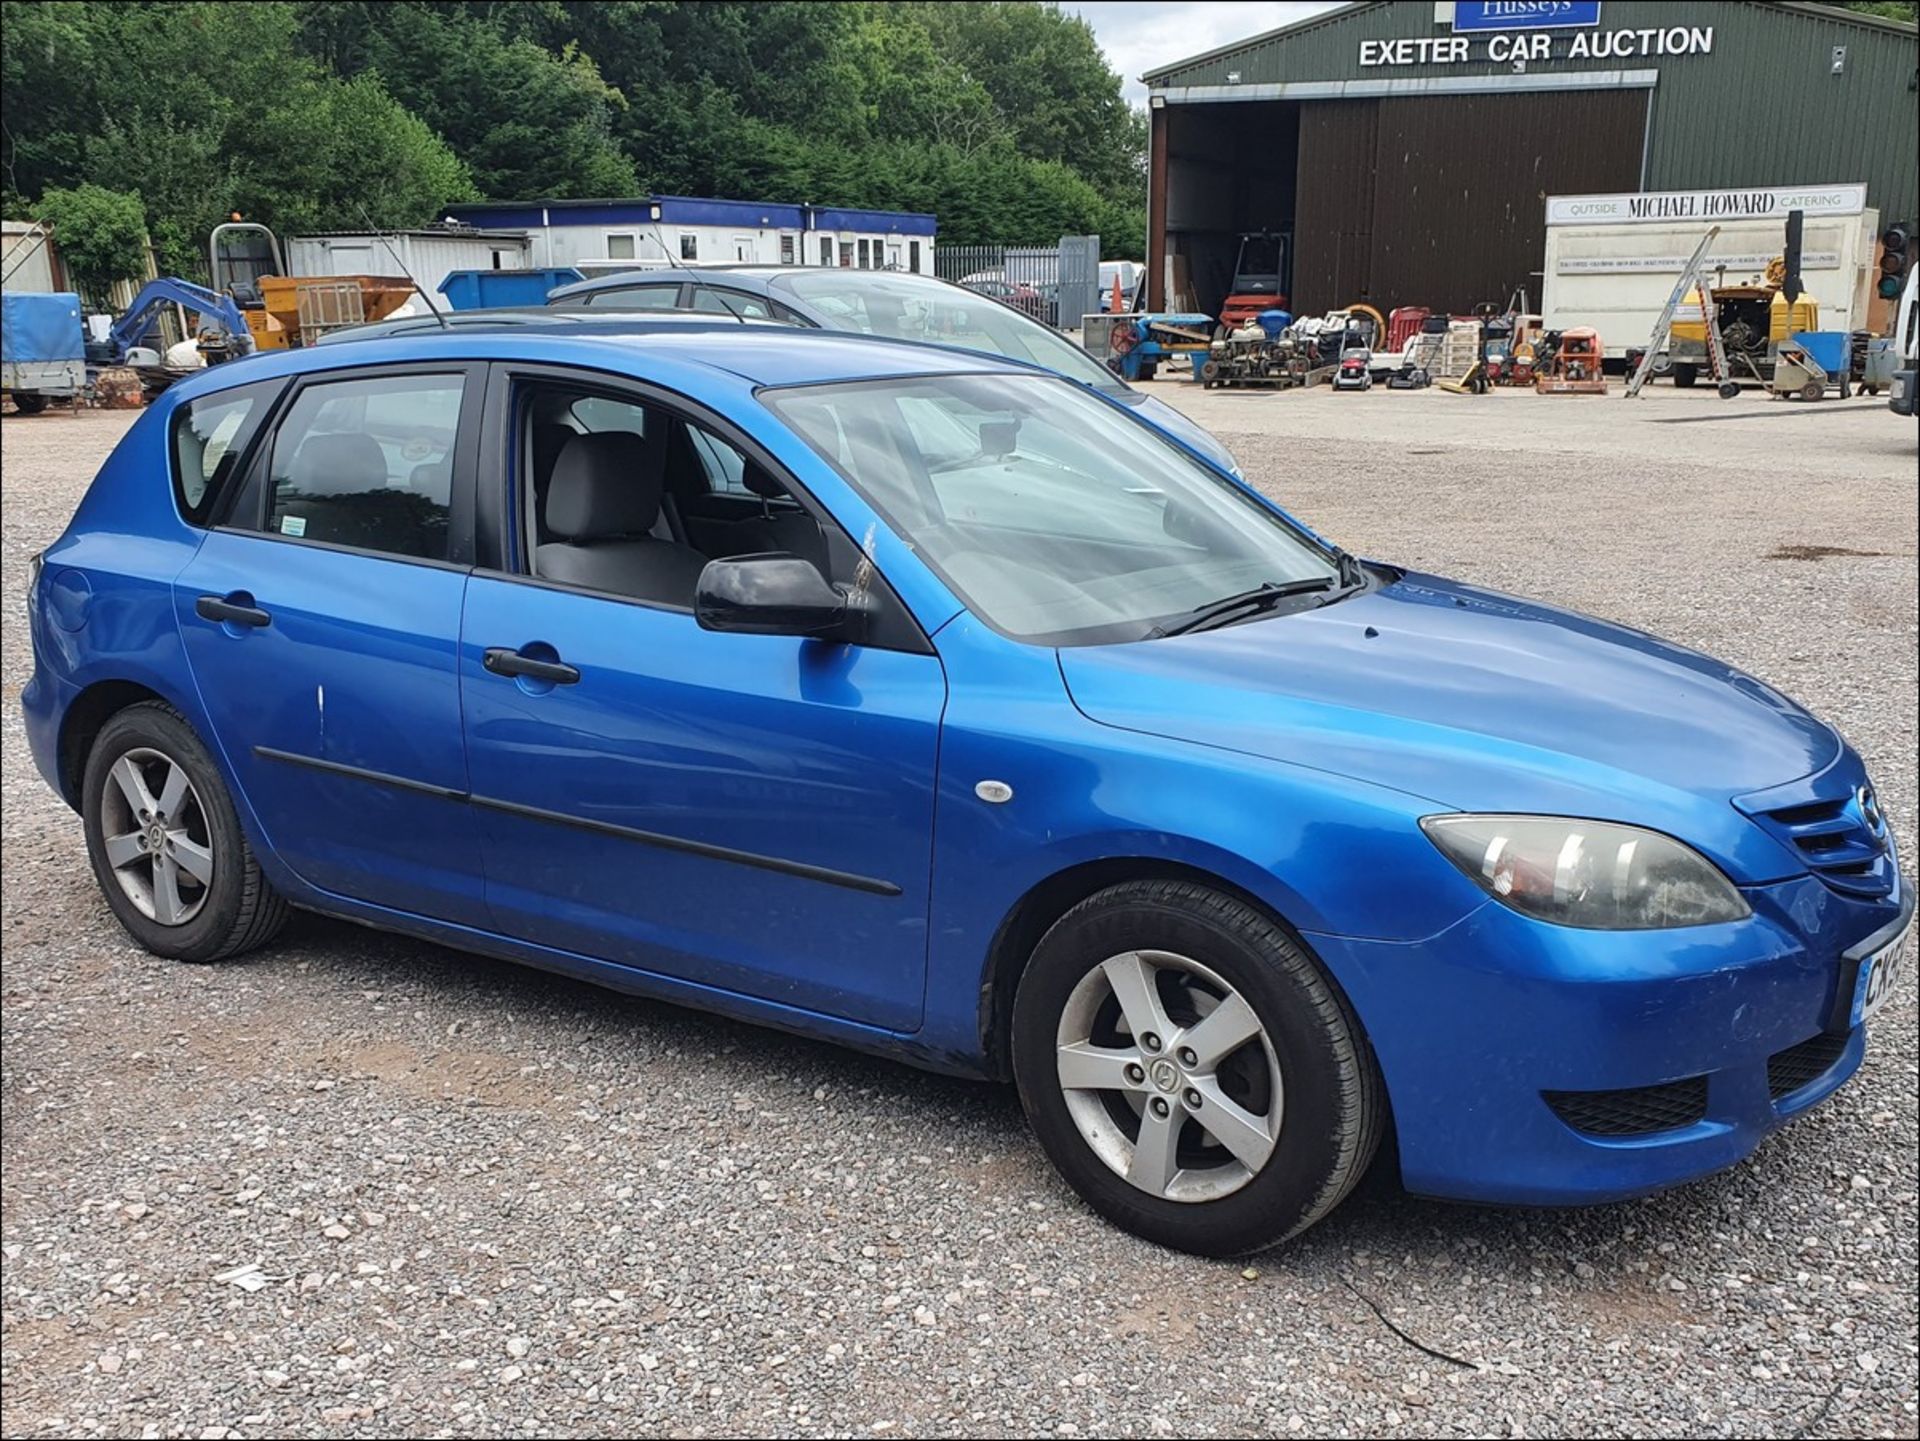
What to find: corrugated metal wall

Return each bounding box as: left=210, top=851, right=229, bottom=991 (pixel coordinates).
left=1148, top=2, right=1918, bottom=224
left=1644, top=4, right=1919, bottom=221
left=1294, top=89, right=1648, bottom=316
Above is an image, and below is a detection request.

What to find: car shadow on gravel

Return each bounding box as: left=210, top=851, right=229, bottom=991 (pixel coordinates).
left=276, top=908, right=1025, bottom=1114
left=274, top=908, right=1794, bottom=1276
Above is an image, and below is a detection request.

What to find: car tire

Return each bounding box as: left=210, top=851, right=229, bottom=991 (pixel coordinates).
left=11, top=392, right=50, bottom=415
left=1011, top=879, right=1383, bottom=1256
left=81, top=701, right=289, bottom=962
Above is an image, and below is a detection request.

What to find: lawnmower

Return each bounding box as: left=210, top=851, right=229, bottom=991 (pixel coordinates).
left=1332, top=345, right=1373, bottom=391
left=1199, top=308, right=1301, bottom=389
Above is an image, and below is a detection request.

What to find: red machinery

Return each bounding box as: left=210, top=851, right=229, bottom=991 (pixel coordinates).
left=1217, top=232, right=1289, bottom=331
left=1536, top=328, right=1607, bottom=394
left=1387, top=307, right=1430, bottom=353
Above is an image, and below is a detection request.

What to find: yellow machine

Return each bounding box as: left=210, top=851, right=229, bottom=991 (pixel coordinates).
left=247, top=275, right=417, bottom=350
left=211, top=221, right=419, bottom=351
left=1669, top=257, right=1816, bottom=385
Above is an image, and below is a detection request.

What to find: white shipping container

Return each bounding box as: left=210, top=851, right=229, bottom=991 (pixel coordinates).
left=286, top=230, right=531, bottom=298
left=1541, top=184, right=1880, bottom=358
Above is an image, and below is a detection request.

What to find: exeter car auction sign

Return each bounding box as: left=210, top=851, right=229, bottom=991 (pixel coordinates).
left=1361, top=24, right=1712, bottom=66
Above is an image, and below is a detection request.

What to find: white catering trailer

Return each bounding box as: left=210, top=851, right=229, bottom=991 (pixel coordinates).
left=1541, top=183, right=1880, bottom=359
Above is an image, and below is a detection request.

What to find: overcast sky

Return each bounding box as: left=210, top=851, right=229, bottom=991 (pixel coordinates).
left=1062, top=1, right=1347, bottom=103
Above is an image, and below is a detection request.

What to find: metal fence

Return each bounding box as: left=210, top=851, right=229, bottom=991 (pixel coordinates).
left=934, top=236, right=1100, bottom=329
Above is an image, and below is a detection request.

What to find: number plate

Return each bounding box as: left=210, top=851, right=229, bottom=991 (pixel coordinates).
left=1853, top=919, right=1911, bottom=1027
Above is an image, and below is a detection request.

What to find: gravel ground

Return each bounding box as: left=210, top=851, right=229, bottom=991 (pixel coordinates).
left=2, top=390, right=1916, bottom=1440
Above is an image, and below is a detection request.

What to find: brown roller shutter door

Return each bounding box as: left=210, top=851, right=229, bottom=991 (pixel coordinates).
left=1293, top=87, right=1648, bottom=316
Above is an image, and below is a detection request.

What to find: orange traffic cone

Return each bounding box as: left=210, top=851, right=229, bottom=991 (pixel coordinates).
left=1111, top=273, right=1125, bottom=314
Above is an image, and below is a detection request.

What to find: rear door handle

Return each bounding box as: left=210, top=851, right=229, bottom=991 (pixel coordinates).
left=195, top=593, right=271, bottom=628
left=483, top=647, right=580, bottom=685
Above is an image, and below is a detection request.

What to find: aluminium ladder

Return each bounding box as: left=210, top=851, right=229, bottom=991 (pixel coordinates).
left=1624, top=225, right=1740, bottom=400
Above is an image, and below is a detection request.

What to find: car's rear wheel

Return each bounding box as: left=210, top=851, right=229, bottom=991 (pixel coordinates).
left=1012, top=879, right=1382, bottom=1255
left=81, top=702, right=288, bottom=961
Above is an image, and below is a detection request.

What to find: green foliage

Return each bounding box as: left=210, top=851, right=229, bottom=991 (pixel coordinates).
left=1839, top=2, right=1916, bottom=22
left=34, top=183, right=148, bottom=300
left=4, top=2, right=474, bottom=277
left=295, top=3, right=635, bottom=199
left=4, top=1, right=1149, bottom=268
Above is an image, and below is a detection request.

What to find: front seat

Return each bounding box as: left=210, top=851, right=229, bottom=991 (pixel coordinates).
left=535, top=432, right=710, bottom=606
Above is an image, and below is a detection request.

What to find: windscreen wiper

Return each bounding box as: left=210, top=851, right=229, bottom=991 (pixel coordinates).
left=1153, top=578, right=1336, bottom=637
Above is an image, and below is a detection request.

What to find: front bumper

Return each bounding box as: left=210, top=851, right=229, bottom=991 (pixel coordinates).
left=1307, top=873, right=1908, bottom=1206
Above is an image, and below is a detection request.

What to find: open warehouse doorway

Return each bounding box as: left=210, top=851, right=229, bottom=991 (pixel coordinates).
left=1155, top=87, right=1646, bottom=319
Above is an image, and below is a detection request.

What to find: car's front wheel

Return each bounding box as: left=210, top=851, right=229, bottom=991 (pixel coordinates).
left=1012, top=880, right=1383, bottom=1255
left=81, top=701, right=288, bottom=961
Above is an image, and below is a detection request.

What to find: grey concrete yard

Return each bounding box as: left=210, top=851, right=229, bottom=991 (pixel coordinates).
left=2, top=380, right=1916, bottom=1439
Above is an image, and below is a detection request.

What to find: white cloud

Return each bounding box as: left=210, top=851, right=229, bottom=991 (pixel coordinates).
left=1063, top=1, right=1349, bottom=103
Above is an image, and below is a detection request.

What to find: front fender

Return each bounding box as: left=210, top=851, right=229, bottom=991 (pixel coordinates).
left=916, top=618, right=1483, bottom=1063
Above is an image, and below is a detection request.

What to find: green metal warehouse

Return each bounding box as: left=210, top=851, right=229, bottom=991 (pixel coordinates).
left=1141, top=1, right=1919, bottom=317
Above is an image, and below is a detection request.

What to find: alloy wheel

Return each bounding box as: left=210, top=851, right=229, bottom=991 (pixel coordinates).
left=99, top=746, right=215, bottom=926
left=1055, top=949, right=1283, bottom=1203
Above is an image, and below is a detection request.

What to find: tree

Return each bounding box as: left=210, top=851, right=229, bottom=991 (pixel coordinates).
left=6, top=2, right=474, bottom=277
left=35, top=183, right=147, bottom=302
left=229, top=74, right=477, bottom=234
left=5, top=1, right=1150, bottom=270
left=295, top=4, right=636, bottom=199
left=1839, top=2, right=1916, bottom=21
left=905, top=2, right=1144, bottom=199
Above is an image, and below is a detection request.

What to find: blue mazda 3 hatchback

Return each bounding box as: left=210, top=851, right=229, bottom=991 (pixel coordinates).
left=23, top=322, right=1909, bottom=1255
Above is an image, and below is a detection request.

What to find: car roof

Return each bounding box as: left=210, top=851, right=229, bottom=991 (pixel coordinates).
left=167, top=317, right=1031, bottom=404
left=547, top=266, right=970, bottom=305
left=313, top=308, right=777, bottom=344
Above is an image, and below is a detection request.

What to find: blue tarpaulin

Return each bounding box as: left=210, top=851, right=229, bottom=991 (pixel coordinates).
left=2, top=292, right=86, bottom=364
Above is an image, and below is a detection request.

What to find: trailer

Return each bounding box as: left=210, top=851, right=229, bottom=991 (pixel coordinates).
left=2, top=291, right=85, bottom=413
left=1541, top=184, right=1879, bottom=363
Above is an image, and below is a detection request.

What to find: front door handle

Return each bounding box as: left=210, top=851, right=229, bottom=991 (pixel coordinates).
left=483, top=646, right=580, bottom=685
left=195, top=593, right=271, bottom=628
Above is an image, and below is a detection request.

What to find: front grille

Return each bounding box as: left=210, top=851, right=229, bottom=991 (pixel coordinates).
left=1767, top=1032, right=1849, bottom=1100
left=1743, top=759, right=1904, bottom=897
left=1747, top=793, right=1895, bottom=900
left=1544, top=1076, right=1709, bottom=1137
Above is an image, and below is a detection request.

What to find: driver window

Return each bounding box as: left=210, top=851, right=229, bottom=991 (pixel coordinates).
left=515, top=380, right=838, bottom=597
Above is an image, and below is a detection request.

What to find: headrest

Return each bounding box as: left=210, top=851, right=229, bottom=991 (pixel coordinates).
left=546, top=431, right=661, bottom=540
left=288, top=431, right=389, bottom=495
left=742, top=462, right=788, bottom=501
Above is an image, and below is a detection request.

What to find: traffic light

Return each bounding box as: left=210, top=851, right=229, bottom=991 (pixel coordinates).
left=1880, top=222, right=1914, bottom=300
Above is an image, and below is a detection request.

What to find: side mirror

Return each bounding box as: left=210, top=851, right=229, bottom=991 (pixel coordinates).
left=695, top=554, right=858, bottom=639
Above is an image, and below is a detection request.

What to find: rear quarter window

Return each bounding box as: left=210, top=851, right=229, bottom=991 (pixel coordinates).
left=169, top=380, right=281, bottom=525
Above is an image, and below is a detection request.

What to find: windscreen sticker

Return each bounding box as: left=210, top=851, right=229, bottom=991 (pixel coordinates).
left=280, top=515, right=307, bottom=538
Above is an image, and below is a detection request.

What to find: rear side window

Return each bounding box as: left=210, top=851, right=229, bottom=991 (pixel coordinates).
left=169, top=381, right=278, bottom=525
left=692, top=287, right=773, bottom=320
left=262, top=374, right=464, bottom=561
left=582, top=286, right=681, bottom=310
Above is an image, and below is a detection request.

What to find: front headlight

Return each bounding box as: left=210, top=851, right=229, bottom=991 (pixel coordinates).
left=1420, top=815, right=1751, bottom=930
